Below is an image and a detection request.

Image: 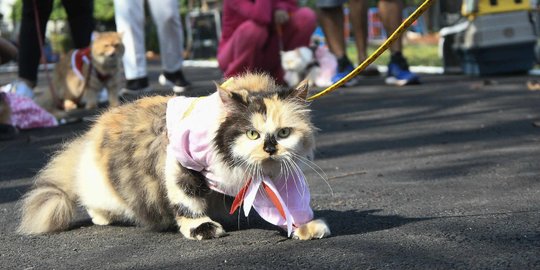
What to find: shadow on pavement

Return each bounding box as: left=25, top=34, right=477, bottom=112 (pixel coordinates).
left=316, top=209, right=430, bottom=237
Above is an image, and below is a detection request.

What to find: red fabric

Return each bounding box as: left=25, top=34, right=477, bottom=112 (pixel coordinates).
left=73, top=47, right=111, bottom=82
left=229, top=178, right=252, bottom=215
left=218, top=0, right=316, bottom=81
left=262, top=182, right=286, bottom=219
left=229, top=178, right=287, bottom=221
left=73, top=47, right=91, bottom=76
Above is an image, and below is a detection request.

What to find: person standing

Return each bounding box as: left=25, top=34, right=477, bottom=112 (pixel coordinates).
left=10, top=0, right=94, bottom=98
left=317, top=0, right=420, bottom=86
left=114, top=0, right=191, bottom=96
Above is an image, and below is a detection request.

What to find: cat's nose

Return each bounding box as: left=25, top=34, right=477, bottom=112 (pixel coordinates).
left=264, top=144, right=277, bottom=155
left=264, top=135, right=278, bottom=155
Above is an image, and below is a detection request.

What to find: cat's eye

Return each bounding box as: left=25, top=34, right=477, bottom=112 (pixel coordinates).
left=246, top=130, right=260, bottom=140
left=277, top=128, right=291, bottom=138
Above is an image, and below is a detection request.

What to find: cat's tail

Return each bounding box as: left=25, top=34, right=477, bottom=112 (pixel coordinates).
left=18, top=139, right=83, bottom=235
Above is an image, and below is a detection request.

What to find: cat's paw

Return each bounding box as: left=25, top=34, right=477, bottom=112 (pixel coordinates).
left=292, top=219, right=331, bottom=240
left=178, top=216, right=226, bottom=240
left=63, top=99, right=78, bottom=111
left=87, top=209, right=111, bottom=226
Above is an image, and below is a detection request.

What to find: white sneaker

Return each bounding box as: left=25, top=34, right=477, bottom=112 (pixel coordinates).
left=158, top=70, right=191, bottom=94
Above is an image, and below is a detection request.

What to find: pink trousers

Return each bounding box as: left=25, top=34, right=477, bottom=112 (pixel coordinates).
left=217, top=8, right=316, bottom=83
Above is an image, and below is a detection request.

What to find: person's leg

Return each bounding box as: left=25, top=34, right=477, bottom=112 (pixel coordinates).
left=348, top=0, right=380, bottom=76
left=114, top=0, right=147, bottom=88
left=282, top=7, right=317, bottom=51
left=217, top=21, right=269, bottom=78
left=277, top=7, right=317, bottom=84
left=348, top=0, right=368, bottom=62
left=378, top=0, right=403, bottom=53
left=316, top=4, right=346, bottom=59
left=147, top=0, right=183, bottom=73
left=18, top=0, right=54, bottom=88
left=317, top=0, right=361, bottom=85
left=378, top=0, right=419, bottom=85
left=61, top=0, right=94, bottom=49
left=147, top=0, right=190, bottom=93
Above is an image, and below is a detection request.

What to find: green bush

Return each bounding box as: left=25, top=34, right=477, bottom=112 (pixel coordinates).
left=347, top=43, right=441, bottom=67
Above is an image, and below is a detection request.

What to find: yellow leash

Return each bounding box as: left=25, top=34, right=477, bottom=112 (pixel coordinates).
left=307, top=0, right=435, bottom=101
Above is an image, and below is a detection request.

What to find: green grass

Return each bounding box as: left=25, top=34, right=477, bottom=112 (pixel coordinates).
left=347, top=43, right=442, bottom=67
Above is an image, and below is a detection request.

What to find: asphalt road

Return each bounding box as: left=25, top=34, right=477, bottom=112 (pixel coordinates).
left=1, top=66, right=539, bottom=269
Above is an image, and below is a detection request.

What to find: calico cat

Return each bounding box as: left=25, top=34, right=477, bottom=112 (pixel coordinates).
left=18, top=73, right=330, bottom=240
left=41, top=32, right=124, bottom=114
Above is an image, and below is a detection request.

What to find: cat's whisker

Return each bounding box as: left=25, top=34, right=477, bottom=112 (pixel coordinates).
left=291, top=159, right=309, bottom=199
left=291, top=152, right=328, bottom=180
left=283, top=158, right=304, bottom=199
left=291, top=152, right=333, bottom=196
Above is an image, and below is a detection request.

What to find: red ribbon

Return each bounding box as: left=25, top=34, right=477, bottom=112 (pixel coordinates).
left=229, top=178, right=287, bottom=221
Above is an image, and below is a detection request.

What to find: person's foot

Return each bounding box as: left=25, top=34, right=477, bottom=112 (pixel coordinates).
left=358, top=63, right=381, bottom=77
left=385, top=52, right=420, bottom=86
left=9, top=80, right=34, bottom=99
left=331, top=57, right=360, bottom=87
left=119, top=77, right=150, bottom=99
left=159, top=69, right=191, bottom=94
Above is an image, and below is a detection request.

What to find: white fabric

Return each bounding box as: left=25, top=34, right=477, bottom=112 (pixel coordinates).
left=114, top=0, right=184, bottom=79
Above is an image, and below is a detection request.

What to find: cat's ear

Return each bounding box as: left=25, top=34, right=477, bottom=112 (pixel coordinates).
left=292, top=79, right=309, bottom=100
left=215, top=81, right=247, bottom=108
left=215, top=81, right=234, bottom=106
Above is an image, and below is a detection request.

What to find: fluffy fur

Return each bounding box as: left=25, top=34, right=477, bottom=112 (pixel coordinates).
left=40, top=32, right=124, bottom=115
left=282, top=47, right=319, bottom=88
left=281, top=46, right=337, bottom=88
left=18, top=73, right=330, bottom=240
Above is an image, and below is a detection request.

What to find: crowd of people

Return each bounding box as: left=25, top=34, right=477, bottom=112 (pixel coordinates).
left=0, top=0, right=419, bottom=136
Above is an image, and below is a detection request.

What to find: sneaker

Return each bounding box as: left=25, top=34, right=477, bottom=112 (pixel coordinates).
left=331, top=63, right=360, bottom=87
left=9, top=80, right=34, bottom=99
left=119, top=77, right=150, bottom=97
left=385, top=52, right=420, bottom=86
left=358, top=63, right=381, bottom=77
left=159, top=69, right=191, bottom=93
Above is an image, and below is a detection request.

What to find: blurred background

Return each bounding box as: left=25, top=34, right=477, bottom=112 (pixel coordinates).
left=0, top=0, right=538, bottom=75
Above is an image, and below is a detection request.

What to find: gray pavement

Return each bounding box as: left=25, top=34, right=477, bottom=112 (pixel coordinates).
left=1, top=64, right=539, bottom=269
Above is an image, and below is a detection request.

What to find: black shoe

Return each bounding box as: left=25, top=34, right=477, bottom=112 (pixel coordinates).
left=159, top=69, right=191, bottom=93
left=119, top=77, right=150, bottom=97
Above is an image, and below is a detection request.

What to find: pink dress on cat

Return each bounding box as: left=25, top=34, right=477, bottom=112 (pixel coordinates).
left=166, top=93, right=314, bottom=236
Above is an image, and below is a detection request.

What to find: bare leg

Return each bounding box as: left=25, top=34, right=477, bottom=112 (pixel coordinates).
left=378, top=0, right=404, bottom=53
left=316, top=7, right=346, bottom=59
left=348, top=0, right=369, bottom=62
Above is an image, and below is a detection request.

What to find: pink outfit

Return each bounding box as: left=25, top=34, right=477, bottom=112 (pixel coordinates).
left=166, top=93, right=313, bottom=235
left=217, top=0, right=317, bottom=83
left=1, top=92, right=58, bottom=130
